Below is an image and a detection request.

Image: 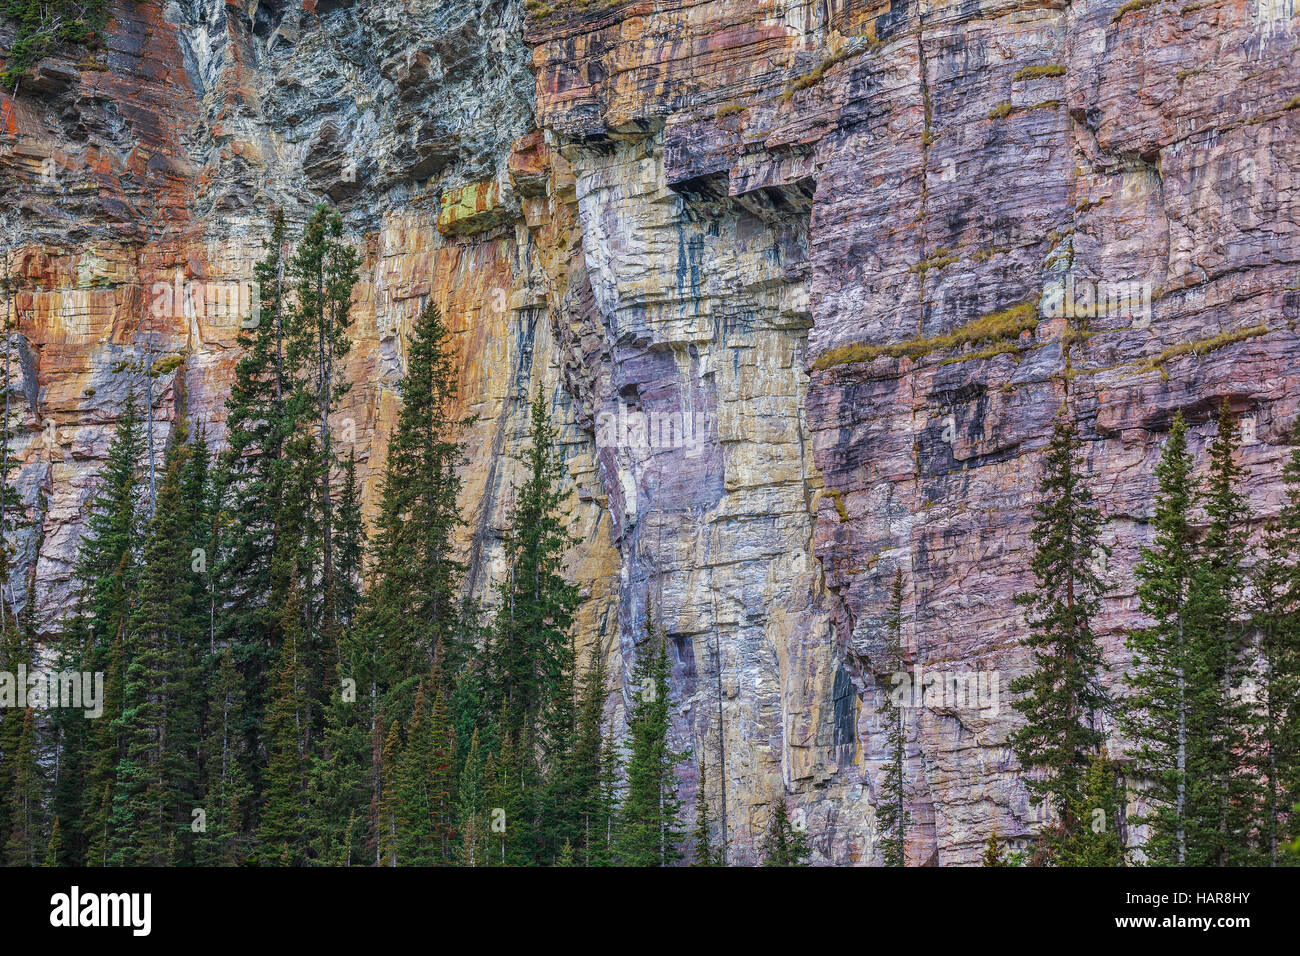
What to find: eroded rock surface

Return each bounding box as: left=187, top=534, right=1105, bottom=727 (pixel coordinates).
left=2, top=0, right=1296, bottom=863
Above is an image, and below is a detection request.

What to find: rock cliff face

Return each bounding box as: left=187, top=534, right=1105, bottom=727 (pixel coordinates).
left=1, top=0, right=1296, bottom=863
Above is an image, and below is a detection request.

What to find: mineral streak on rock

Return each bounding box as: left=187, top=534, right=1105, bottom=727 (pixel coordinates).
left=2, top=0, right=1297, bottom=863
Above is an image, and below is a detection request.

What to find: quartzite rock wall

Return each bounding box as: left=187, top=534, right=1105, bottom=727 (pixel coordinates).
left=1, top=0, right=1296, bottom=864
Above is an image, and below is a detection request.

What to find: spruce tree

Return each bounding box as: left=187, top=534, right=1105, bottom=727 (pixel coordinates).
left=1124, top=412, right=1198, bottom=866
left=565, top=645, right=615, bottom=865
left=284, top=203, right=359, bottom=650
left=487, top=394, right=579, bottom=741
left=3, top=707, right=46, bottom=866
left=762, top=796, right=811, bottom=866
left=981, top=830, right=1010, bottom=867
left=334, top=450, right=364, bottom=631
left=356, top=301, right=467, bottom=721
left=377, top=718, right=402, bottom=867
left=615, top=621, right=684, bottom=866
left=1247, top=420, right=1300, bottom=864
left=0, top=288, right=31, bottom=858
left=110, top=426, right=208, bottom=865
left=482, top=393, right=580, bottom=863
left=456, top=728, right=488, bottom=866
left=392, top=674, right=458, bottom=864
left=1192, top=402, right=1253, bottom=864
left=690, top=756, right=722, bottom=866
left=1010, top=411, right=1109, bottom=862
left=256, top=583, right=313, bottom=865
left=1055, top=752, right=1125, bottom=866
left=304, top=673, right=369, bottom=866
left=197, top=645, right=253, bottom=866
left=66, top=388, right=145, bottom=865
left=487, top=732, right=528, bottom=866
left=215, top=211, right=296, bottom=721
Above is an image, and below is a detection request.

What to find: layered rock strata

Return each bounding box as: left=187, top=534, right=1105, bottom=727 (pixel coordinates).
left=1, top=0, right=1296, bottom=863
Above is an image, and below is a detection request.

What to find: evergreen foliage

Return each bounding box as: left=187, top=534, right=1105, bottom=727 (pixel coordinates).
left=1009, top=411, right=1110, bottom=861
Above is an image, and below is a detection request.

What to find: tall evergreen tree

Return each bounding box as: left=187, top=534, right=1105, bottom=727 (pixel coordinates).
left=762, top=796, right=810, bottom=866
left=564, top=645, right=616, bottom=866
left=356, top=301, right=467, bottom=721
left=1193, top=402, right=1254, bottom=864
left=256, top=583, right=313, bottom=865
left=64, top=389, right=145, bottom=865
left=284, top=204, right=360, bottom=651
left=456, top=728, right=488, bottom=866
left=1010, top=411, right=1109, bottom=862
left=109, top=426, right=209, bottom=865
left=215, top=211, right=296, bottom=717
left=487, top=395, right=579, bottom=741
left=1054, top=752, right=1125, bottom=866
left=481, top=393, right=580, bottom=863
left=2, top=707, right=45, bottom=866
left=334, top=450, right=364, bottom=631
left=392, top=673, right=458, bottom=864
left=486, top=731, right=527, bottom=866
left=377, top=718, right=402, bottom=867
left=1124, top=412, right=1199, bottom=866
left=1247, top=420, right=1300, bottom=864
left=690, top=755, right=722, bottom=867
left=304, top=671, right=369, bottom=866
left=197, top=646, right=253, bottom=866
left=0, top=286, right=30, bottom=854
left=615, top=620, right=684, bottom=866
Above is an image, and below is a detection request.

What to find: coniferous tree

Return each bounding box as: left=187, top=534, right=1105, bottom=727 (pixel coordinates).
left=304, top=672, right=369, bottom=866
left=284, top=204, right=359, bottom=653
left=487, top=732, right=527, bottom=866
left=556, top=839, right=574, bottom=867
left=981, top=830, right=1010, bottom=867
left=487, top=395, right=579, bottom=736
left=762, top=797, right=810, bottom=866
left=68, top=389, right=145, bottom=866
left=0, top=286, right=31, bottom=857
left=1010, top=411, right=1109, bottom=862
left=197, top=646, right=253, bottom=866
left=482, top=393, right=580, bottom=863
left=878, top=570, right=909, bottom=867
left=564, top=645, right=615, bottom=865
left=0, top=594, right=32, bottom=858
left=215, top=211, right=296, bottom=733
left=537, top=636, right=579, bottom=863
left=256, top=583, right=313, bottom=865
left=377, top=718, right=402, bottom=867
left=1247, top=419, right=1300, bottom=864
left=3, top=707, right=45, bottom=866
left=334, top=450, right=364, bottom=631
left=356, top=301, right=467, bottom=721
left=456, top=728, right=488, bottom=866
left=1124, top=412, right=1198, bottom=866
left=1055, top=752, right=1125, bottom=866
left=44, top=819, right=62, bottom=868
left=690, top=756, right=722, bottom=867
left=1193, top=403, right=1254, bottom=865
left=110, top=427, right=208, bottom=865
left=392, top=674, right=458, bottom=864
left=615, top=621, right=684, bottom=866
